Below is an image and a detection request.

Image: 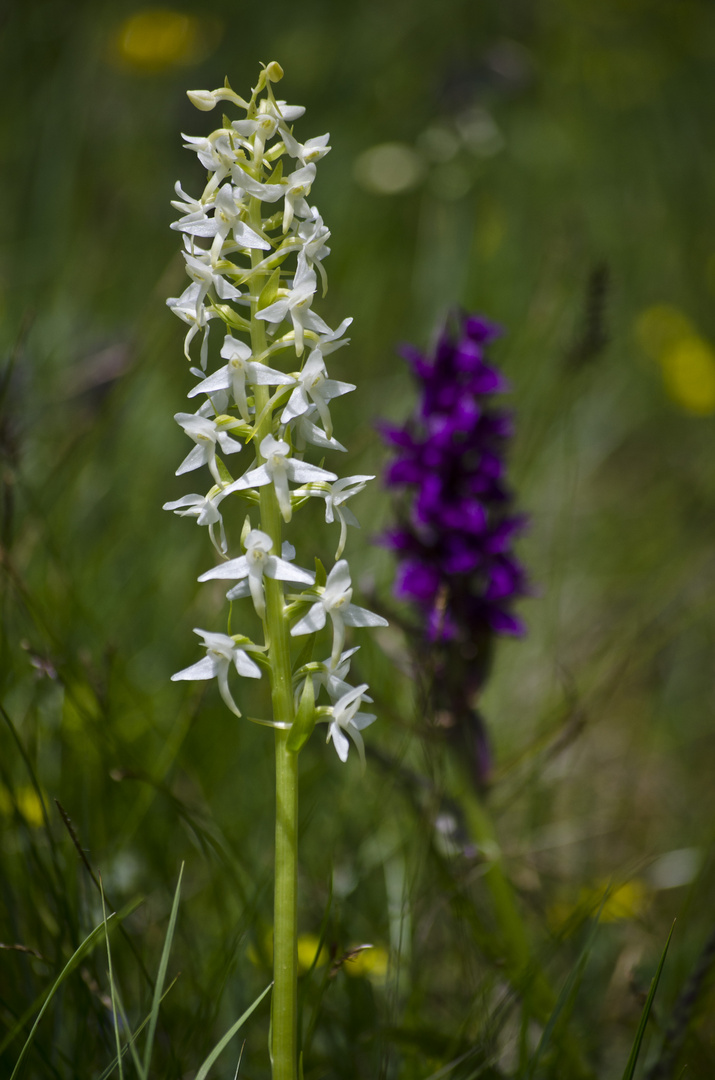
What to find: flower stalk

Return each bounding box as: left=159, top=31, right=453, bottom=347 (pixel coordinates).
left=165, top=63, right=386, bottom=1078
left=383, top=315, right=593, bottom=1078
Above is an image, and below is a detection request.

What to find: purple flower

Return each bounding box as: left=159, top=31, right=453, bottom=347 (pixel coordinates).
left=381, top=311, right=528, bottom=648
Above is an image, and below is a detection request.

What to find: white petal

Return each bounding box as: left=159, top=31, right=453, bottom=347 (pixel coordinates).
left=327, top=722, right=350, bottom=763
left=198, top=555, right=248, bottom=582
left=255, top=298, right=291, bottom=324
left=287, top=461, right=338, bottom=484
left=163, top=494, right=201, bottom=511
left=281, top=386, right=311, bottom=423
left=342, top=604, right=389, bottom=629
left=265, top=556, right=315, bottom=585
left=171, top=656, right=217, bottom=681
left=220, top=336, right=253, bottom=361
left=322, top=379, right=356, bottom=400
left=176, top=444, right=208, bottom=476
left=226, top=580, right=251, bottom=601
left=187, top=368, right=231, bottom=398
left=232, top=221, right=271, bottom=251
left=223, top=464, right=271, bottom=493
left=216, top=432, right=243, bottom=455
left=233, top=650, right=262, bottom=679
left=325, top=560, right=352, bottom=596
left=291, top=604, right=327, bottom=636
left=352, top=712, right=377, bottom=731
left=217, top=666, right=242, bottom=717
left=250, top=364, right=295, bottom=386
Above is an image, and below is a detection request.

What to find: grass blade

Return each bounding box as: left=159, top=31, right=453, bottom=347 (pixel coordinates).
left=9, top=900, right=140, bottom=1080
left=141, top=862, right=184, bottom=1076
left=97, top=977, right=179, bottom=1080
left=101, top=883, right=125, bottom=1080
left=523, top=892, right=607, bottom=1080
left=621, top=921, right=675, bottom=1080
left=194, top=982, right=273, bottom=1080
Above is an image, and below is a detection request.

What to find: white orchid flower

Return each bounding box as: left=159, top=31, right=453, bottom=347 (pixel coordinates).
left=168, top=70, right=387, bottom=762
left=280, top=163, right=316, bottom=232
left=291, top=410, right=347, bottom=455
left=181, top=130, right=236, bottom=196
left=295, top=647, right=374, bottom=707
left=170, top=181, right=204, bottom=217
left=255, top=260, right=329, bottom=356
left=231, top=93, right=303, bottom=155
left=225, top=435, right=337, bottom=522
left=281, top=351, right=355, bottom=438
left=182, top=248, right=242, bottom=311
left=232, top=114, right=280, bottom=158
left=294, top=475, right=373, bottom=558
left=295, top=209, right=331, bottom=293
left=171, top=184, right=270, bottom=265
left=166, top=281, right=218, bottom=366
left=198, top=528, right=314, bottom=619
left=188, top=335, right=294, bottom=421
left=290, top=560, right=388, bottom=667
left=174, top=412, right=243, bottom=486
left=281, top=132, right=331, bottom=168
left=163, top=486, right=230, bottom=554
left=323, top=683, right=376, bottom=765
left=270, top=99, right=306, bottom=123
left=208, top=184, right=271, bottom=261
left=171, top=629, right=262, bottom=717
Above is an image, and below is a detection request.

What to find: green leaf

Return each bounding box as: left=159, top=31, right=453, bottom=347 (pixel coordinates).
left=212, top=303, right=252, bottom=331
left=523, top=891, right=607, bottom=1080
left=97, top=973, right=176, bottom=1080
left=271, top=158, right=284, bottom=185
left=9, top=900, right=140, bottom=1079
left=291, top=634, right=316, bottom=675
left=314, top=558, right=327, bottom=589
left=215, top=456, right=235, bottom=485
left=621, top=921, right=675, bottom=1080
left=194, top=982, right=273, bottom=1080
left=257, top=267, right=281, bottom=312
left=101, top=886, right=125, bottom=1080
left=142, top=863, right=184, bottom=1076
left=287, top=675, right=316, bottom=753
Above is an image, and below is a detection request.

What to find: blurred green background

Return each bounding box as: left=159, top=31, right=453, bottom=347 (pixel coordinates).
left=3, top=0, right=715, bottom=1076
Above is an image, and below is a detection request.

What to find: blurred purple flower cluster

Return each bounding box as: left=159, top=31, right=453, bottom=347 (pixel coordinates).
left=382, top=312, right=528, bottom=645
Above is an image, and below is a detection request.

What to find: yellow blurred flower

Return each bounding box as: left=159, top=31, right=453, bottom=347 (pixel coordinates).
left=634, top=304, right=715, bottom=415
left=660, top=336, right=715, bottom=416
left=113, top=9, right=221, bottom=71
left=635, top=304, right=695, bottom=362
left=0, top=784, right=45, bottom=828
left=296, top=933, right=329, bottom=972
left=342, top=943, right=389, bottom=982
left=247, top=930, right=328, bottom=973
left=550, top=877, right=650, bottom=931
left=593, top=878, right=650, bottom=922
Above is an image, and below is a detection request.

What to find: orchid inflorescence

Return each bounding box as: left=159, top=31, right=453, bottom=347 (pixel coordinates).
left=381, top=313, right=528, bottom=784
left=382, top=312, right=528, bottom=647
left=164, top=62, right=386, bottom=763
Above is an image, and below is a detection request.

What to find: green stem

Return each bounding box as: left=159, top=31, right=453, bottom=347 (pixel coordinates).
left=272, top=727, right=299, bottom=1080
left=460, top=789, right=533, bottom=979
left=248, top=196, right=299, bottom=1080
left=459, top=781, right=593, bottom=1078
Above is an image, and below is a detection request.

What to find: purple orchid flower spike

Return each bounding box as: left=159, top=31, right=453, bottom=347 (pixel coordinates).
left=381, top=310, right=529, bottom=785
